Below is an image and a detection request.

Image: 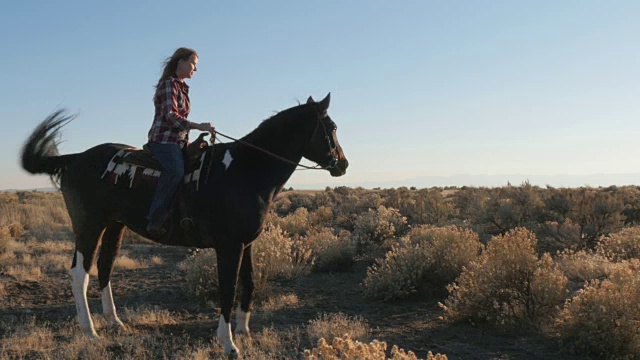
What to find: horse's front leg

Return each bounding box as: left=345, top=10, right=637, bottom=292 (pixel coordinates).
left=236, top=244, right=253, bottom=336
left=216, top=242, right=244, bottom=357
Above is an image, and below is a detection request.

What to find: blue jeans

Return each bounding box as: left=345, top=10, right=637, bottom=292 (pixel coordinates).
left=146, top=142, right=185, bottom=225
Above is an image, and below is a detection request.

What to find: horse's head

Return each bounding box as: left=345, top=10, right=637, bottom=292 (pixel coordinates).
left=304, top=93, right=349, bottom=177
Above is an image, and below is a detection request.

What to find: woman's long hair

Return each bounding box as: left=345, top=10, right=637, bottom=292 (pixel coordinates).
left=155, top=47, right=198, bottom=90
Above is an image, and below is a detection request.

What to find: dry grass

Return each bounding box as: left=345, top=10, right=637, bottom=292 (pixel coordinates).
left=26, top=239, right=74, bottom=253
left=123, top=306, right=179, bottom=326
left=0, top=316, right=307, bottom=359
left=262, top=293, right=300, bottom=311
left=37, top=253, right=70, bottom=272
left=0, top=227, right=11, bottom=254
left=5, top=265, right=42, bottom=281
left=306, top=312, right=369, bottom=344
left=0, top=319, right=55, bottom=358
left=114, top=254, right=148, bottom=270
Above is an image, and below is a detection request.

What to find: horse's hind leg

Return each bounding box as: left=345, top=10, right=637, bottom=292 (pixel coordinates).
left=98, top=222, right=126, bottom=329
left=70, top=223, right=106, bottom=339
left=235, top=244, right=253, bottom=336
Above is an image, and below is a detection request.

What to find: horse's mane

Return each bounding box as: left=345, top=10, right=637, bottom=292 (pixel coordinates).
left=240, top=103, right=313, bottom=143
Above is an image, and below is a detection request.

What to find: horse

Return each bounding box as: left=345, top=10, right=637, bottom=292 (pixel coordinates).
left=20, top=93, right=348, bottom=357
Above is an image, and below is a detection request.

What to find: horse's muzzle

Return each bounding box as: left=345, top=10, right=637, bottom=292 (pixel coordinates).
left=329, top=158, right=348, bottom=177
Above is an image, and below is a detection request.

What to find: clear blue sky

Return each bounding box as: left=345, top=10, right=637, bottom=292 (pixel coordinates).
left=2, top=1, right=639, bottom=190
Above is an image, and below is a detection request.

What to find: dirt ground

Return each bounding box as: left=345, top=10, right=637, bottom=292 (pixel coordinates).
left=0, top=241, right=581, bottom=360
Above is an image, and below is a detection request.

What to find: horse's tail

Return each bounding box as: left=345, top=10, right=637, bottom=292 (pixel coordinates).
left=20, top=109, right=77, bottom=186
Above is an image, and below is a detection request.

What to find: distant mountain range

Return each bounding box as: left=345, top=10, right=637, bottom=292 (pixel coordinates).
left=2, top=187, right=58, bottom=193
left=289, top=173, right=640, bottom=190
left=2, top=173, right=639, bottom=192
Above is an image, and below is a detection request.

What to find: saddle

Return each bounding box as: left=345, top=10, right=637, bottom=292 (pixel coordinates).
left=117, top=132, right=211, bottom=171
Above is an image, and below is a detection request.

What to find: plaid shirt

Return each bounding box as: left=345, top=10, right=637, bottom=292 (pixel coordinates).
left=147, top=77, right=191, bottom=145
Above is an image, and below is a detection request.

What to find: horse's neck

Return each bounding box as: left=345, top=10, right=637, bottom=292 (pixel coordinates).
left=236, top=124, right=306, bottom=199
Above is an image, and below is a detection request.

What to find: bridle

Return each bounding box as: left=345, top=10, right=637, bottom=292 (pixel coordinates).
left=211, top=108, right=340, bottom=172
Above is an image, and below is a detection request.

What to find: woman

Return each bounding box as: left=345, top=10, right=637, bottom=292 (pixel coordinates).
left=146, top=47, right=215, bottom=236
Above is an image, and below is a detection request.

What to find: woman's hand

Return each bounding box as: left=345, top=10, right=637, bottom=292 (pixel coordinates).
left=192, top=122, right=216, bottom=134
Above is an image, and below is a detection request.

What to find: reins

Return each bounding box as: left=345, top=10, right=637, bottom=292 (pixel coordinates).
left=210, top=130, right=326, bottom=171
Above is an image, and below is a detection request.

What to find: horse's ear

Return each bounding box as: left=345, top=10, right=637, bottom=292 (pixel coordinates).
left=306, top=96, right=315, bottom=104
left=319, top=92, right=331, bottom=111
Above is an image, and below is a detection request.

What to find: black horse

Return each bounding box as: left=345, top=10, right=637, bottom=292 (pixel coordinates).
left=20, top=93, right=348, bottom=357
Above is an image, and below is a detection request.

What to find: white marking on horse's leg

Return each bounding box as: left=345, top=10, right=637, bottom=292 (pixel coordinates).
left=70, top=251, right=99, bottom=338
left=101, top=282, right=125, bottom=328
left=235, top=307, right=251, bottom=335
left=216, top=316, right=239, bottom=355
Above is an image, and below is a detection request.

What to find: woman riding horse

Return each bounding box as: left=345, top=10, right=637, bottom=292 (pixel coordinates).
left=20, top=93, right=348, bottom=357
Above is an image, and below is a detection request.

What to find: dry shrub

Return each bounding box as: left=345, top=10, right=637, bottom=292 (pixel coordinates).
left=270, top=207, right=310, bottom=236
left=537, top=220, right=581, bottom=253
left=441, top=228, right=568, bottom=328
left=306, top=312, right=369, bottom=345
left=304, top=334, right=447, bottom=360
left=556, top=260, right=640, bottom=358
left=556, top=249, right=612, bottom=282
left=306, top=228, right=355, bottom=272
left=352, top=206, right=408, bottom=252
left=363, top=226, right=482, bottom=300
left=253, top=223, right=314, bottom=281
left=596, top=226, right=640, bottom=262
left=308, top=206, right=334, bottom=226
left=180, top=249, right=219, bottom=302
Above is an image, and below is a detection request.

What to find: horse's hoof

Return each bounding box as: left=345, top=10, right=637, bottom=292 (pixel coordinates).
left=227, top=349, right=239, bottom=359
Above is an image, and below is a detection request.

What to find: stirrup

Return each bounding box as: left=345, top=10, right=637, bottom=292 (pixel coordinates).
left=180, top=217, right=195, bottom=229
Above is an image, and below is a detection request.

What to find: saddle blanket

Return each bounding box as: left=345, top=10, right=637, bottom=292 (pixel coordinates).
left=100, top=148, right=207, bottom=191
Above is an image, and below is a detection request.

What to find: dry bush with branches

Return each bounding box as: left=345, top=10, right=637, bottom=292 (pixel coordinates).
left=555, top=249, right=611, bottom=283
left=352, top=206, right=408, bottom=254
left=441, top=228, right=568, bottom=328
left=363, top=226, right=482, bottom=300
left=555, top=260, right=640, bottom=358
left=303, top=334, right=448, bottom=360
left=596, top=226, right=640, bottom=262
left=306, top=228, right=355, bottom=272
